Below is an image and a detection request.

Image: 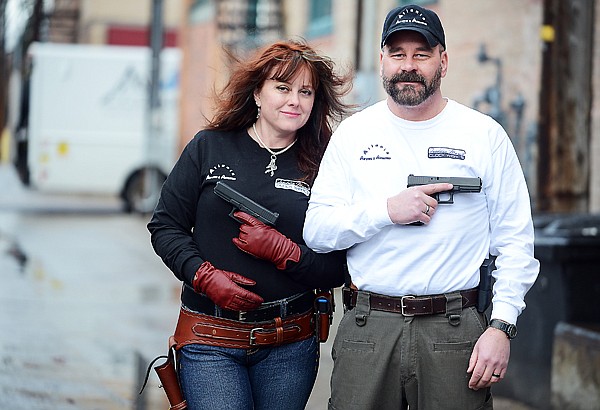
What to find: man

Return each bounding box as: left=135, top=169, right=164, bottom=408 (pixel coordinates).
left=303, top=4, right=539, bottom=410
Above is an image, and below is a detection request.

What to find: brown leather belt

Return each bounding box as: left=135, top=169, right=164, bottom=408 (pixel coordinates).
left=173, top=307, right=314, bottom=349
left=342, top=286, right=478, bottom=316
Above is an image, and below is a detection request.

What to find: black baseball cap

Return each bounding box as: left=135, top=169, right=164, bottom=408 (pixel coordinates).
left=381, top=5, right=446, bottom=50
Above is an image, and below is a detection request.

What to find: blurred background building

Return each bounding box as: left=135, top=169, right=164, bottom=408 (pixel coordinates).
left=3, top=0, right=599, bottom=214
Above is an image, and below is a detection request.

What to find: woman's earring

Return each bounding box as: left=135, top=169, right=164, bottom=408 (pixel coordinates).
left=256, top=105, right=261, bottom=119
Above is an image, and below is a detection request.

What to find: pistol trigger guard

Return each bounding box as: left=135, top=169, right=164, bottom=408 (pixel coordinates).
left=436, top=191, right=454, bottom=204
left=229, top=209, right=243, bottom=224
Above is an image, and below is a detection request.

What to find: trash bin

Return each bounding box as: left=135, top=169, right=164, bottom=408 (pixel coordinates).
left=492, top=213, right=600, bottom=410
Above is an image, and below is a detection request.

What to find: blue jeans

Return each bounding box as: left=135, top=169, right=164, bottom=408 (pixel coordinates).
left=179, top=336, right=319, bottom=410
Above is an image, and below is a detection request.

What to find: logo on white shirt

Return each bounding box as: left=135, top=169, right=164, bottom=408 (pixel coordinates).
left=359, top=144, right=391, bottom=161
left=428, top=147, right=466, bottom=160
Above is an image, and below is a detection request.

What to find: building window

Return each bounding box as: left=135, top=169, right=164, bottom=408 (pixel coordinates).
left=216, top=0, right=283, bottom=51
left=307, top=0, right=332, bottom=38
left=189, top=0, right=214, bottom=23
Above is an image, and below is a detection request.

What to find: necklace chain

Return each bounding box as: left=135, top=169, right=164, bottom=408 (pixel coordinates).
left=252, top=123, right=297, bottom=177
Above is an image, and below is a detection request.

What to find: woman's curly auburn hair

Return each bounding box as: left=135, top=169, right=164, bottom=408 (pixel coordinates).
left=206, top=39, right=354, bottom=183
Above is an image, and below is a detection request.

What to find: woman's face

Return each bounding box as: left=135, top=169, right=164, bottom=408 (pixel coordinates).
left=254, top=66, right=315, bottom=138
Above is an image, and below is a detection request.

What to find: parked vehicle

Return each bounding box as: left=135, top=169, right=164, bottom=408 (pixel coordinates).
left=15, top=42, right=181, bottom=213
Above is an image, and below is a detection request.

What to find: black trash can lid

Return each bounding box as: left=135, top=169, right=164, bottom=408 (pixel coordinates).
left=542, top=214, right=600, bottom=238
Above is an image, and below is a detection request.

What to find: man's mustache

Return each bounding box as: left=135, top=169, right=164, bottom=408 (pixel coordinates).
left=390, top=72, right=425, bottom=84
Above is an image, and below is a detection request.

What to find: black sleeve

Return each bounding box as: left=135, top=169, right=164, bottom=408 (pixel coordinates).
left=282, top=246, right=347, bottom=289
left=147, top=137, right=205, bottom=286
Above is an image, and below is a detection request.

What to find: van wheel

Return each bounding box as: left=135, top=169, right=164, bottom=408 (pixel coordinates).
left=122, top=168, right=166, bottom=214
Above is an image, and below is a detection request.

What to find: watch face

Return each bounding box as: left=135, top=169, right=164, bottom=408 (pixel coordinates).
left=490, top=319, right=517, bottom=339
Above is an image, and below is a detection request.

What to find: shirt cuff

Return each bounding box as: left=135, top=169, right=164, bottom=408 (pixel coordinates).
left=371, top=197, right=394, bottom=227
left=490, top=300, right=520, bottom=325
left=183, top=257, right=204, bottom=286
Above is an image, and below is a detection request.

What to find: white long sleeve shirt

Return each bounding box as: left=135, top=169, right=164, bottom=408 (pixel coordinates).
left=303, top=99, right=539, bottom=324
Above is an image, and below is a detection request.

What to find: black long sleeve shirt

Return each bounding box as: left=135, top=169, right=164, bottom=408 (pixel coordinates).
left=148, top=128, right=345, bottom=303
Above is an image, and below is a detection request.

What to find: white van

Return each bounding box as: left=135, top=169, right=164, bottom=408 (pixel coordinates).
left=21, top=42, right=181, bottom=213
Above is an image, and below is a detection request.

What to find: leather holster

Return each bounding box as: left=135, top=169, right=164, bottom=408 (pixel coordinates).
left=140, top=336, right=187, bottom=410
left=148, top=336, right=187, bottom=410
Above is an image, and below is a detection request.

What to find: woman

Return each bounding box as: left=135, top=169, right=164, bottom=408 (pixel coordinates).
left=147, top=39, right=353, bottom=410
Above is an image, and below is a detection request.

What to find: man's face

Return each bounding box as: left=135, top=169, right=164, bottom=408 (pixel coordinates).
left=380, top=31, right=447, bottom=107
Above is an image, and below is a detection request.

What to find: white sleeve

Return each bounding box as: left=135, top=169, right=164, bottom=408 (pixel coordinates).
left=303, top=129, right=393, bottom=253
left=485, top=127, right=540, bottom=324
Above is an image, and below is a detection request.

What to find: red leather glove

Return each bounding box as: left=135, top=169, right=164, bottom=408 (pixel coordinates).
left=232, top=211, right=301, bottom=270
left=192, top=261, right=263, bottom=311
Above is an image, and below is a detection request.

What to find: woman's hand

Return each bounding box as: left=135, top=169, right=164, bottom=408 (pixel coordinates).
left=232, top=211, right=301, bottom=270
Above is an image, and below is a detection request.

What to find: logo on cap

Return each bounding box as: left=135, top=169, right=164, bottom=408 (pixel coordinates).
left=395, top=7, right=429, bottom=27
left=381, top=5, right=446, bottom=50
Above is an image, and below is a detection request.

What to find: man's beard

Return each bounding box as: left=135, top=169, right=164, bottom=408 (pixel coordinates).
left=382, top=66, right=442, bottom=106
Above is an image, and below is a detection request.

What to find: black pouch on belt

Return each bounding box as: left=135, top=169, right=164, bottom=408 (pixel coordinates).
left=139, top=336, right=187, bottom=410
left=477, top=255, right=497, bottom=313
left=314, top=289, right=334, bottom=343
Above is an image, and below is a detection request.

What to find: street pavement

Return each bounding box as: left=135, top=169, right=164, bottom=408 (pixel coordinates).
left=0, top=164, right=178, bottom=409
left=0, top=164, right=535, bottom=409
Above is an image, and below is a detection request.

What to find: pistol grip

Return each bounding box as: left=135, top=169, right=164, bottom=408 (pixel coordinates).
left=315, top=296, right=331, bottom=342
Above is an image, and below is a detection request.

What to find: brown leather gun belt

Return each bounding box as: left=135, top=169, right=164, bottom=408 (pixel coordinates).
left=173, top=307, right=315, bottom=350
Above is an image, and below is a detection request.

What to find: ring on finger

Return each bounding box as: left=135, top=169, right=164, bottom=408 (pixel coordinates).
left=424, top=204, right=430, bottom=215
left=491, top=373, right=501, bottom=378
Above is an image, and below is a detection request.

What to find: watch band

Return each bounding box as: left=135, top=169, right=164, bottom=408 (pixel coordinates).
left=489, top=319, right=517, bottom=339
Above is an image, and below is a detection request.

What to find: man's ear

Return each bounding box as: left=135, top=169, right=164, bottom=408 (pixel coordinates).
left=440, top=49, right=448, bottom=78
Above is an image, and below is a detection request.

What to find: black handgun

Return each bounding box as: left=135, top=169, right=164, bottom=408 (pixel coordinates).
left=477, top=255, right=497, bottom=313
left=407, top=174, right=482, bottom=204
left=214, top=181, right=279, bottom=226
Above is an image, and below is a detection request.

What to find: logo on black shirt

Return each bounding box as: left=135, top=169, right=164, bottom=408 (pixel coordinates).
left=275, top=179, right=310, bottom=196
left=207, top=164, right=237, bottom=180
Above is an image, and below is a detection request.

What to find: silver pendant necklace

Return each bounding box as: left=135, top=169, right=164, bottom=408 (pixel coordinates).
left=252, top=123, right=297, bottom=177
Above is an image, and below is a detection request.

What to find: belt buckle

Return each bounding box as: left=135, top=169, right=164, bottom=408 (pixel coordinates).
left=249, top=327, right=264, bottom=346
left=401, top=295, right=415, bottom=316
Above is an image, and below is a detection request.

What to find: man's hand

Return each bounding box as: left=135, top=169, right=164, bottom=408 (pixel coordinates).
left=232, top=211, right=300, bottom=270
left=467, top=327, right=511, bottom=390
left=387, top=183, right=453, bottom=224
left=192, top=261, right=264, bottom=311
